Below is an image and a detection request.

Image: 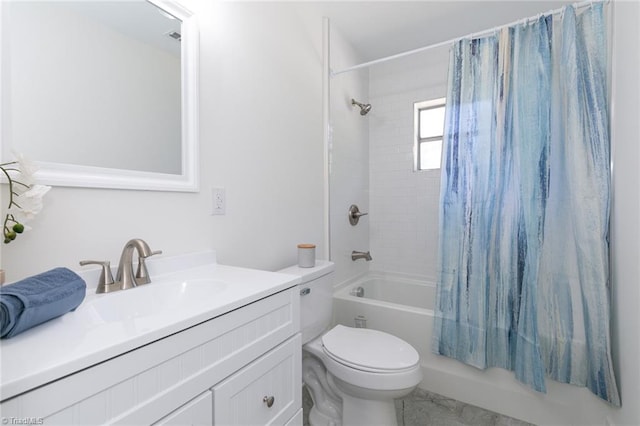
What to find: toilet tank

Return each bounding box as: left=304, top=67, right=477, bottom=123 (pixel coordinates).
left=278, top=261, right=335, bottom=344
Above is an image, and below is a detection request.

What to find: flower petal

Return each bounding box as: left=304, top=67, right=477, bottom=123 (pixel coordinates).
left=23, top=184, right=51, bottom=199
left=12, top=151, right=39, bottom=177
left=7, top=185, right=50, bottom=223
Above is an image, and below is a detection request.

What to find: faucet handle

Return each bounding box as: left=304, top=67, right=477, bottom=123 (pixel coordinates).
left=135, top=249, right=162, bottom=285
left=348, top=205, right=368, bottom=226
left=79, top=260, right=115, bottom=293
left=147, top=250, right=163, bottom=258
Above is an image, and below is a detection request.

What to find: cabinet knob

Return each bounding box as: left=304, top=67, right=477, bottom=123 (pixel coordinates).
left=263, top=395, right=275, bottom=408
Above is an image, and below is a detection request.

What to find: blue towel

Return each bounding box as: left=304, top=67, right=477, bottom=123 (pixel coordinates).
left=0, top=267, right=86, bottom=338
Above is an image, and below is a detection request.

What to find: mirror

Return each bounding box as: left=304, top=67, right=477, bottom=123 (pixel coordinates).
left=0, top=0, right=199, bottom=191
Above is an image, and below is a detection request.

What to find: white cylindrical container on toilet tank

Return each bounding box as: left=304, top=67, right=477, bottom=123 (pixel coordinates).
left=297, top=244, right=316, bottom=268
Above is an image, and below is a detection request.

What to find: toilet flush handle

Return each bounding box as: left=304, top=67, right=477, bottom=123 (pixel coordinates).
left=300, top=287, right=311, bottom=296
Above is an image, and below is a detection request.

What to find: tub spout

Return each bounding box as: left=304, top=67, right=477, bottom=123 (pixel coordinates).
left=351, top=250, right=372, bottom=261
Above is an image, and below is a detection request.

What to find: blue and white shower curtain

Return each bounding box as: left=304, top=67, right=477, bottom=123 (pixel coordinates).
left=432, top=3, right=620, bottom=405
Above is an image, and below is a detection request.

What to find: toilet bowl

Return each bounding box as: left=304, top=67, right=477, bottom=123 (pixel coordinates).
left=279, top=262, right=422, bottom=426
left=305, top=325, right=422, bottom=426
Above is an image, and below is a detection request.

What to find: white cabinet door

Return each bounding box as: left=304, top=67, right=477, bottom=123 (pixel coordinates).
left=153, top=391, right=212, bottom=426
left=213, top=334, right=301, bottom=426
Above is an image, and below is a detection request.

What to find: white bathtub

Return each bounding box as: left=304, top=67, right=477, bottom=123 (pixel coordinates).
left=344, top=276, right=435, bottom=311
left=332, top=273, right=614, bottom=426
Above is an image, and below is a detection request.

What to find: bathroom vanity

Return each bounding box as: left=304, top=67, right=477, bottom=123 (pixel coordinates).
left=0, top=252, right=302, bottom=425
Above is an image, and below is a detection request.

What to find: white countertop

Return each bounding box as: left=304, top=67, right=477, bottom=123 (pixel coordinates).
left=0, top=252, right=300, bottom=400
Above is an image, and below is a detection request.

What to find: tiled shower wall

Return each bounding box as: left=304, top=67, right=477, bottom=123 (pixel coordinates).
left=368, top=45, right=450, bottom=282
left=329, top=27, right=370, bottom=287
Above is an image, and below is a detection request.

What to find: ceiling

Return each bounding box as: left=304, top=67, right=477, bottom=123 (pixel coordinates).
left=294, top=1, right=573, bottom=64
left=51, top=1, right=579, bottom=66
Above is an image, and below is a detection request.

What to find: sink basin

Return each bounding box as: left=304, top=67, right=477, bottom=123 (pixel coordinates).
left=79, top=279, right=228, bottom=323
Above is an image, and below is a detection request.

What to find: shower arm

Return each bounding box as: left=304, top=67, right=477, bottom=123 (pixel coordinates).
left=351, top=99, right=372, bottom=115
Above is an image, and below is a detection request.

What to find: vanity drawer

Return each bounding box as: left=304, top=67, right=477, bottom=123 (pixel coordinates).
left=213, top=334, right=301, bottom=425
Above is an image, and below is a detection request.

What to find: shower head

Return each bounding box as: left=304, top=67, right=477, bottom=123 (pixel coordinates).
left=351, top=99, right=372, bottom=116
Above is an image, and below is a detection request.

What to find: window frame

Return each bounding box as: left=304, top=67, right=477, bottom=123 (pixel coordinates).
left=413, top=97, right=446, bottom=171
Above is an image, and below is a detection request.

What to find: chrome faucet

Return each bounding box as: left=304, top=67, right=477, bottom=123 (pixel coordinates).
left=80, top=238, right=162, bottom=294
left=115, top=239, right=162, bottom=291
left=351, top=250, right=372, bottom=261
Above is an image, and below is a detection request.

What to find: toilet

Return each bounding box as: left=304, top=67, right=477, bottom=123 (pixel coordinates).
left=279, top=261, right=422, bottom=426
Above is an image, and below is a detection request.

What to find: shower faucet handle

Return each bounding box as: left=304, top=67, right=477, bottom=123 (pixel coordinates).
left=349, top=204, right=368, bottom=226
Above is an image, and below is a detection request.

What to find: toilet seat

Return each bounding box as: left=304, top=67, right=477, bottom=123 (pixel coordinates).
left=321, top=325, right=419, bottom=373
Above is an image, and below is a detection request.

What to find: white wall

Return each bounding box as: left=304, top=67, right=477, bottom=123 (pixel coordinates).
left=368, top=46, right=449, bottom=281
left=1, top=1, right=325, bottom=281
left=609, top=1, right=640, bottom=425
left=189, top=1, right=326, bottom=271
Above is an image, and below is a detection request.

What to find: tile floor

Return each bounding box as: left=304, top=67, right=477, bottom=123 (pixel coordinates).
left=303, top=387, right=534, bottom=426
left=394, top=388, right=533, bottom=426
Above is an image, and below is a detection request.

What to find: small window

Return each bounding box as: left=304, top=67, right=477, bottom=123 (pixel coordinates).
left=414, top=98, right=446, bottom=170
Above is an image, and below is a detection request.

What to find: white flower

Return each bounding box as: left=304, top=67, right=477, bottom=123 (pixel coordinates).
left=8, top=184, right=51, bottom=223
left=3, top=153, right=48, bottom=243
left=12, top=151, right=39, bottom=187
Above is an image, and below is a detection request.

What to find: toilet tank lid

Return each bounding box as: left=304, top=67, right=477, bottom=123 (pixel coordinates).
left=277, top=260, right=334, bottom=282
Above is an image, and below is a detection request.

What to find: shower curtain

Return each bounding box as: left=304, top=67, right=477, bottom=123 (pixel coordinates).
left=432, top=3, right=620, bottom=405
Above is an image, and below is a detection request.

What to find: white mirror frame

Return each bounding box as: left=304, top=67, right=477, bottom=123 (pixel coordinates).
left=0, top=0, right=199, bottom=192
